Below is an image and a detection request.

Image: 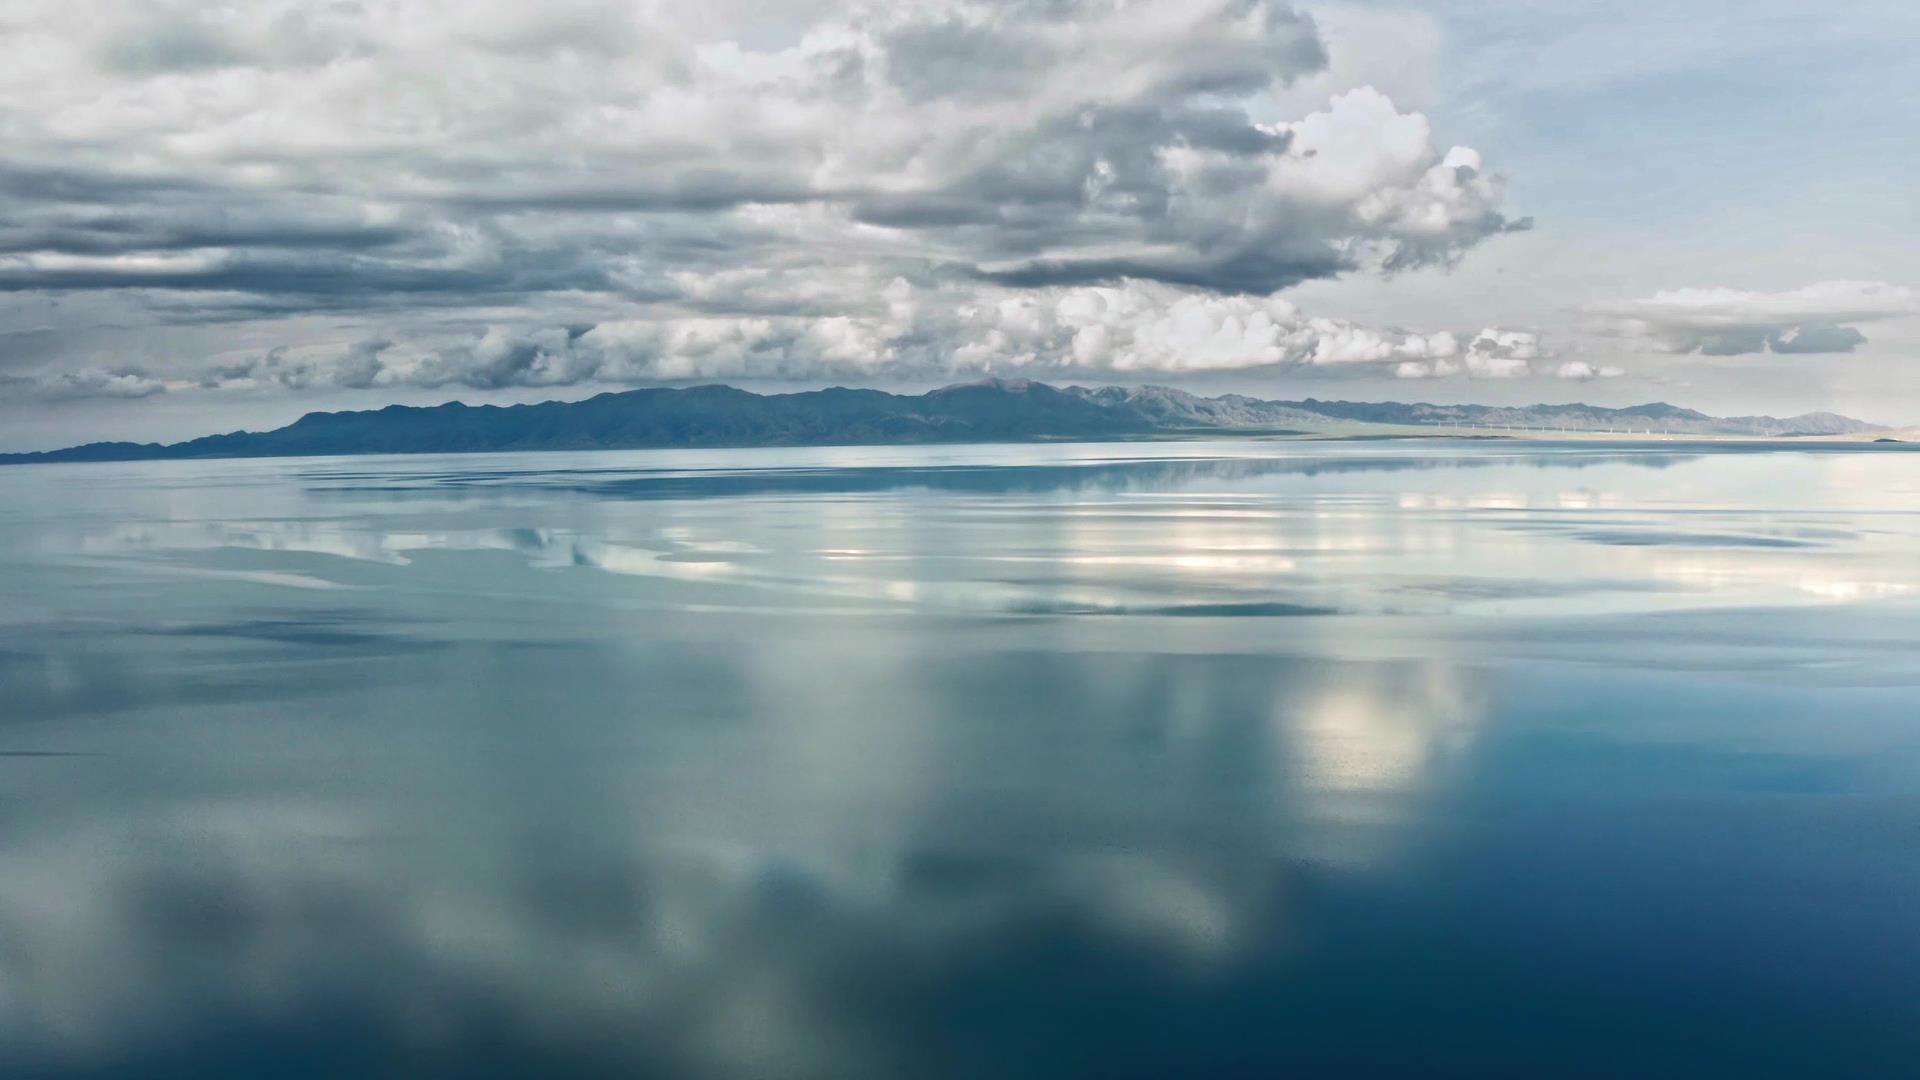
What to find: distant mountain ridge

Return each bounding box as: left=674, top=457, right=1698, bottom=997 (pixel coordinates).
left=0, top=378, right=1885, bottom=464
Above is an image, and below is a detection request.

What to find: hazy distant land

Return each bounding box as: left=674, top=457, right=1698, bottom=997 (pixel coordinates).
left=1, top=379, right=1900, bottom=465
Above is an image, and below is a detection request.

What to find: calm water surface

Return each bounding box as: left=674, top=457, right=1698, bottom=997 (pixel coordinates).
left=2, top=440, right=1918, bottom=1077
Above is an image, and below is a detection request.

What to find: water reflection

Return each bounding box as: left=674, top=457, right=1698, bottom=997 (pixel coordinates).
left=0, top=646, right=1483, bottom=1078
left=25, top=443, right=1920, bottom=619
left=2, top=442, right=1919, bottom=1076
left=295, top=447, right=1704, bottom=502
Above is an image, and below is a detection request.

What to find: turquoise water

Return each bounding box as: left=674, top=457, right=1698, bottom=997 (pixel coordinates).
left=2, top=440, right=1918, bottom=1077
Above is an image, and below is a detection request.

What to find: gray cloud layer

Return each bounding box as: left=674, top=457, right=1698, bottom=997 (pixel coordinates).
left=0, top=0, right=1532, bottom=399
left=1594, top=280, right=1915, bottom=356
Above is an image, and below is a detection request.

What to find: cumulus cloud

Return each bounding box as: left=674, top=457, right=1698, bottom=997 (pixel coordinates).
left=156, top=280, right=1555, bottom=393
left=951, top=283, right=1470, bottom=374
left=968, top=85, right=1523, bottom=291
left=199, top=340, right=394, bottom=392
left=1553, top=360, right=1625, bottom=381
left=1594, top=280, right=1915, bottom=356
left=1391, top=329, right=1558, bottom=379
left=0, top=0, right=1529, bottom=403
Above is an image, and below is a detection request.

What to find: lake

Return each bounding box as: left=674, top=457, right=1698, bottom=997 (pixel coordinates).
left=1, top=439, right=1917, bottom=1077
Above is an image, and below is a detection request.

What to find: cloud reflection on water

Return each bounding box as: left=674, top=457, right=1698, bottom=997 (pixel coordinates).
left=0, top=644, right=1482, bottom=1079
left=3, top=442, right=1920, bottom=1076
left=28, top=443, right=1920, bottom=619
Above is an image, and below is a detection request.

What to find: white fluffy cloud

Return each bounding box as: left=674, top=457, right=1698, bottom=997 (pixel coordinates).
left=166, top=280, right=1557, bottom=393
left=1553, top=360, right=1625, bottom=382
left=1594, top=280, right=1916, bottom=356
left=952, top=284, right=1467, bottom=374
left=1390, top=329, right=1570, bottom=380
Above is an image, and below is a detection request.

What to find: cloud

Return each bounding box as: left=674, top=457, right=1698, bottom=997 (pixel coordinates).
left=209, top=285, right=1535, bottom=388
left=15, top=265, right=1566, bottom=399
left=1594, top=280, right=1916, bottom=355
left=1391, top=329, right=1553, bottom=379
left=951, top=283, right=1468, bottom=374
left=1553, top=360, right=1625, bottom=381
left=154, top=280, right=1556, bottom=394
left=964, top=86, right=1523, bottom=292
left=0, top=366, right=169, bottom=401
left=197, top=339, right=397, bottom=392
left=1461, top=328, right=1541, bottom=377
left=333, top=339, right=392, bottom=389
left=0, top=0, right=1523, bottom=400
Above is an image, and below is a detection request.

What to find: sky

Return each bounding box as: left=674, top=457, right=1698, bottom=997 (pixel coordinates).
left=1, top=0, right=1916, bottom=449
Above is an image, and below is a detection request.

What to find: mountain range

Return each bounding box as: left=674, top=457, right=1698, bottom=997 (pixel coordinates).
left=0, top=379, right=1885, bottom=464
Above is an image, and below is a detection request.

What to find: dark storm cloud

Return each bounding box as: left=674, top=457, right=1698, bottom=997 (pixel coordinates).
left=977, top=248, right=1350, bottom=294
left=0, top=212, right=417, bottom=257
left=1767, top=323, right=1868, bottom=354
left=0, top=162, right=206, bottom=204
left=1680, top=322, right=1865, bottom=357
